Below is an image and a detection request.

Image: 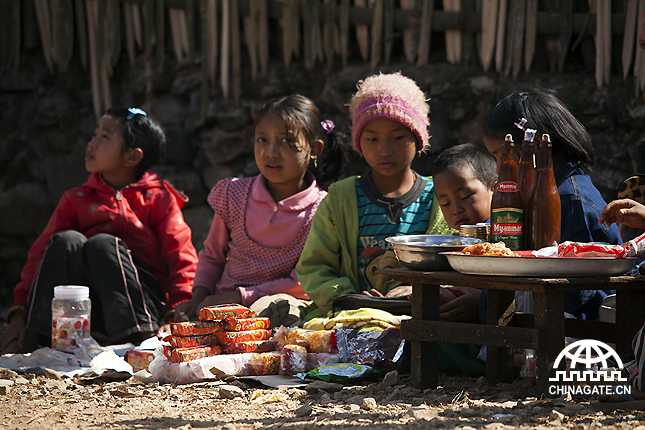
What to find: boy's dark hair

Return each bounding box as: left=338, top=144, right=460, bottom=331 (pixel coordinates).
left=250, top=94, right=348, bottom=187
left=482, top=88, right=594, bottom=171
left=105, top=107, right=167, bottom=178
left=433, top=143, right=497, bottom=189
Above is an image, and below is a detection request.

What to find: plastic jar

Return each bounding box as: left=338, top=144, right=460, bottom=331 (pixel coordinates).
left=51, top=285, right=91, bottom=353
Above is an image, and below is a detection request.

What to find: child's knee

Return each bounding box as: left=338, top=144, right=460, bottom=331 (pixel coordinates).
left=84, top=233, right=121, bottom=258
left=49, top=230, right=87, bottom=251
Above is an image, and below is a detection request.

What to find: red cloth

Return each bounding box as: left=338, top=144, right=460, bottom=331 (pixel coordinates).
left=13, top=172, right=198, bottom=312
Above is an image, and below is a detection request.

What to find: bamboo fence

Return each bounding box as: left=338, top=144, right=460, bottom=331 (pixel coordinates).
left=1, top=0, right=644, bottom=120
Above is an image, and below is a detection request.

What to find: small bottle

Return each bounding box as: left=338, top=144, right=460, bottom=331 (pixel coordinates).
left=525, top=134, right=561, bottom=250
left=518, top=129, right=537, bottom=249
left=518, top=128, right=537, bottom=204
left=490, top=134, right=524, bottom=250
left=52, top=285, right=91, bottom=353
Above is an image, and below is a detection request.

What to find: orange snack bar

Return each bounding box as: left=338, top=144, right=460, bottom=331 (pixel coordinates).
left=199, top=304, right=254, bottom=321
left=125, top=350, right=155, bottom=372
left=217, top=329, right=272, bottom=345
left=224, top=317, right=270, bottom=332
left=164, top=345, right=222, bottom=363
left=225, top=340, right=276, bottom=354
left=163, top=333, right=220, bottom=348
left=170, top=320, right=224, bottom=336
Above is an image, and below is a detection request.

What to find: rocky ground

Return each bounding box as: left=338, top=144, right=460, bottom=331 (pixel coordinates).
left=1, top=365, right=644, bottom=430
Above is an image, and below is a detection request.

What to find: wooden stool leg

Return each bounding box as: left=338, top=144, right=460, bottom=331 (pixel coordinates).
left=533, top=291, right=564, bottom=396
left=486, top=289, right=515, bottom=384
left=616, top=288, right=645, bottom=358
left=409, top=280, right=439, bottom=390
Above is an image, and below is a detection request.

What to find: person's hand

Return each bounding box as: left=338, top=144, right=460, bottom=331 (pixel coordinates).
left=384, top=285, right=412, bottom=298
left=0, top=313, right=26, bottom=353
left=600, top=198, right=645, bottom=230
left=362, top=289, right=384, bottom=297
left=438, top=286, right=482, bottom=321
left=198, top=290, right=243, bottom=310
left=439, top=287, right=459, bottom=306
left=173, top=286, right=211, bottom=321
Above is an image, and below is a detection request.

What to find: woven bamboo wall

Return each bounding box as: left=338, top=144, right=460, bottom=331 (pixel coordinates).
left=2, top=0, right=643, bottom=120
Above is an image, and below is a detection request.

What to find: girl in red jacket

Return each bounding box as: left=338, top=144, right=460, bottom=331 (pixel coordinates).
left=0, top=108, right=198, bottom=353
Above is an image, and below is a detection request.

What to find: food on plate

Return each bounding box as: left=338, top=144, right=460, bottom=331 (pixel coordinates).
left=461, top=241, right=519, bottom=257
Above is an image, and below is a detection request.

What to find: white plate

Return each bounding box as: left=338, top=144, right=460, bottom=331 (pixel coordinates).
left=441, top=251, right=638, bottom=277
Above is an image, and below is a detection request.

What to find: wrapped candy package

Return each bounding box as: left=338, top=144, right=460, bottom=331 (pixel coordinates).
left=199, top=304, right=254, bottom=321
left=223, top=317, right=271, bottom=332
left=170, top=320, right=224, bottom=336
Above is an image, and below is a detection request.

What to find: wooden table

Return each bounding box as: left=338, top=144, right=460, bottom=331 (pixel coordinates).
left=377, top=268, right=645, bottom=395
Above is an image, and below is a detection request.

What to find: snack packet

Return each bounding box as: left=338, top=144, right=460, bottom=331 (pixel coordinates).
left=217, top=329, right=272, bottom=346
left=245, top=351, right=281, bottom=376
left=335, top=327, right=405, bottom=371
left=225, top=340, right=276, bottom=354
left=163, top=333, right=220, bottom=349
left=280, top=345, right=307, bottom=375
left=224, top=317, right=270, bottom=332
left=199, top=304, right=254, bottom=321
left=163, top=344, right=222, bottom=363
left=170, top=320, right=224, bottom=336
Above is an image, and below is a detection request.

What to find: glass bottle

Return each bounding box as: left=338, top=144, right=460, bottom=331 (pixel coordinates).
left=518, top=128, right=536, bottom=202
left=525, top=134, right=561, bottom=250
left=490, top=134, right=524, bottom=250
left=51, top=285, right=91, bottom=353
left=518, top=129, right=537, bottom=249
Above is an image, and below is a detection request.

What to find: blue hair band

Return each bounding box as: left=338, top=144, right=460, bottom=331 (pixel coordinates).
left=127, top=107, right=147, bottom=120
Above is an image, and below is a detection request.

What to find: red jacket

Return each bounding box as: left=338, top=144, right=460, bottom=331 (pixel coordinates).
left=13, top=172, right=198, bottom=313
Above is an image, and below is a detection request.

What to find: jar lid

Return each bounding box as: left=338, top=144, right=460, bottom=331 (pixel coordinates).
left=54, top=285, right=89, bottom=300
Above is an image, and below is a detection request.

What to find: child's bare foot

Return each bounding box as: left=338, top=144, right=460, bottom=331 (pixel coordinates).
left=598, top=387, right=645, bottom=403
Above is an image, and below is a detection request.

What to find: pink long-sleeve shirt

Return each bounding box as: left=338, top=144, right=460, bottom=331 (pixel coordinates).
left=194, top=173, right=326, bottom=306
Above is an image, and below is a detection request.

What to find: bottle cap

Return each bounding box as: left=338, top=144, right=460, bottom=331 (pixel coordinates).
left=523, top=128, right=536, bottom=142
left=54, top=285, right=90, bottom=300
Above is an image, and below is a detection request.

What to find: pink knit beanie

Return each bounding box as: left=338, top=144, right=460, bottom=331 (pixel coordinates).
left=349, top=73, right=430, bottom=154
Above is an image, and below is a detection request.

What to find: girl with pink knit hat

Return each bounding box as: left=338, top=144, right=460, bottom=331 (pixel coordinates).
left=296, top=72, right=454, bottom=322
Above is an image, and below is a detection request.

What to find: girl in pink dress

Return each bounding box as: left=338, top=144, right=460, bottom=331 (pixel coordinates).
left=174, top=95, right=346, bottom=324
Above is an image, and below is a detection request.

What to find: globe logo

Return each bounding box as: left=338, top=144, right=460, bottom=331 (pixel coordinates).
left=553, top=339, right=623, bottom=370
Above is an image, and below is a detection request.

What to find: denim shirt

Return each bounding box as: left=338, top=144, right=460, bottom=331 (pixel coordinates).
left=479, top=159, right=622, bottom=322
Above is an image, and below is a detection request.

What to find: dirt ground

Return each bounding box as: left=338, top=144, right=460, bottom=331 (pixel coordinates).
left=1, top=365, right=645, bottom=430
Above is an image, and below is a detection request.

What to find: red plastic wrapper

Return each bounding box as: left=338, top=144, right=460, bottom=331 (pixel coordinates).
left=199, top=304, right=254, bottom=321
left=163, top=344, right=222, bottom=363
left=557, top=241, right=628, bottom=258
left=225, top=340, right=276, bottom=354
left=217, top=329, right=272, bottom=346
left=224, top=317, right=270, bottom=332
left=125, top=350, right=155, bottom=371
left=170, top=320, right=224, bottom=336
left=163, top=333, right=220, bottom=348
left=280, top=345, right=307, bottom=375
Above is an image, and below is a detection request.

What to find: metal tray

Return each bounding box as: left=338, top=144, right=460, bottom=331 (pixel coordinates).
left=385, top=235, right=484, bottom=271
left=441, top=251, right=638, bottom=277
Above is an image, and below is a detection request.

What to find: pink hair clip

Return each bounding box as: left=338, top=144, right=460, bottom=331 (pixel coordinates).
left=321, top=120, right=335, bottom=134
left=514, top=117, right=528, bottom=130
